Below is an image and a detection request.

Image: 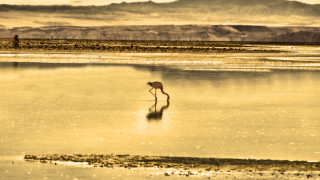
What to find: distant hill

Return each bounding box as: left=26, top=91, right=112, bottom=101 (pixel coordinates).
left=1, top=25, right=319, bottom=42
left=0, top=0, right=319, bottom=16
left=1, top=0, right=319, bottom=42
left=0, top=0, right=319, bottom=27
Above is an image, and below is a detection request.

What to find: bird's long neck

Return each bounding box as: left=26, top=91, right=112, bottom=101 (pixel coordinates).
left=160, top=87, right=170, bottom=101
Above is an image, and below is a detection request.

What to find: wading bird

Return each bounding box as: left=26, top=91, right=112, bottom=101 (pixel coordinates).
left=147, top=81, right=170, bottom=101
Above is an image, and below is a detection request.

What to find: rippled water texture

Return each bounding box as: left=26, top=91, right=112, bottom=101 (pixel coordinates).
left=0, top=46, right=320, bottom=178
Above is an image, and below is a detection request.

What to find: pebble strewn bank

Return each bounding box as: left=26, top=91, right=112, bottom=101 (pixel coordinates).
left=24, top=154, right=320, bottom=178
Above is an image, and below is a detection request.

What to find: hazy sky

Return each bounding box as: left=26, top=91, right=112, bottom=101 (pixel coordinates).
left=0, top=0, right=174, bottom=5
left=1, top=0, right=320, bottom=5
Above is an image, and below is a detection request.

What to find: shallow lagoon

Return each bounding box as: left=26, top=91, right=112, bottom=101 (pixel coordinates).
left=0, top=48, right=320, bottom=179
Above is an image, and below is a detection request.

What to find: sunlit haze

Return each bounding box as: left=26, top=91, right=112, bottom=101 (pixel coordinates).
left=0, top=0, right=320, bottom=5
left=0, top=0, right=175, bottom=5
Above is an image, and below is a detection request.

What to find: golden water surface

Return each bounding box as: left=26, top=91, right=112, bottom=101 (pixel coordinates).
left=0, top=59, right=319, bottom=161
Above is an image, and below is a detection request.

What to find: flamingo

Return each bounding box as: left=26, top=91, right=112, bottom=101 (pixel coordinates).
left=147, top=81, right=170, bottom=101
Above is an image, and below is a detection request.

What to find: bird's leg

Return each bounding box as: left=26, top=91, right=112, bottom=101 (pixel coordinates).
left=149, top=100, right=157, bottom=111
left=155, top=89, right=157, bottom=101
left=149, top=88, right=156, bottom=98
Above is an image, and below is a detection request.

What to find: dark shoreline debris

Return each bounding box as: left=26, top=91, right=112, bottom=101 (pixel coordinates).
left=24, top=154, right=320, bottom=178
left=0, top=39, right=287, bottom=53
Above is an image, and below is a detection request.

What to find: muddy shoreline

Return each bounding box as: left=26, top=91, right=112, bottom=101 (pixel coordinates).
left=24, top=154, right=320, bottom=178
left=0, top=39, right=290, bottom=53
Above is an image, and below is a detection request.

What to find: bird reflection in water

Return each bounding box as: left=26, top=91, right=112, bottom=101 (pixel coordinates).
left=13, top=62, right=19, bottom=67
left=146, top=100, right=170, bottom=122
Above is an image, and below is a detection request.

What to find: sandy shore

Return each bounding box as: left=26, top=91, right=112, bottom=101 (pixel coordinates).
left=0, top=39, right=289, bottom=53
left=24, top=154, right=320, bottom=178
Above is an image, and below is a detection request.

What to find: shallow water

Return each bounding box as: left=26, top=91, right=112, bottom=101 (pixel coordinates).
left=0, top=157, right=192, bottom=180
left=0, top=48, right=320, bottom=179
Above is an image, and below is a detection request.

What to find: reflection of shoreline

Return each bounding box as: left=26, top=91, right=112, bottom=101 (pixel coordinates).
left=24, top=154, right=320, bottom=178
left=146, top=100, right=170, bottom=121
left=1, top=49, right=320, bottom=73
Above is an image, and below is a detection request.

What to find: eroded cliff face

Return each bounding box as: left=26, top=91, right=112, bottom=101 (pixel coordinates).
left=0, top=25, right=319, bottom=42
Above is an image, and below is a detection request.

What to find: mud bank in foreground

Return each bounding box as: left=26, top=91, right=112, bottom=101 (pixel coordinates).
left=24, top=154, right=320, bottom=178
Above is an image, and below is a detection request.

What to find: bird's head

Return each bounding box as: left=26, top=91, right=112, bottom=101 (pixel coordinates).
left=147, top=82, right=153, bottom=86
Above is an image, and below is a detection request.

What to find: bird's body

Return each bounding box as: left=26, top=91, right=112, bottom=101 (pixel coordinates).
left=147, top=81, right=170, bottom=101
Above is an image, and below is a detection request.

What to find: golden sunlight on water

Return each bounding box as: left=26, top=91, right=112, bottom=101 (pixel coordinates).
left=0, top=61, right=319, bottom=162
